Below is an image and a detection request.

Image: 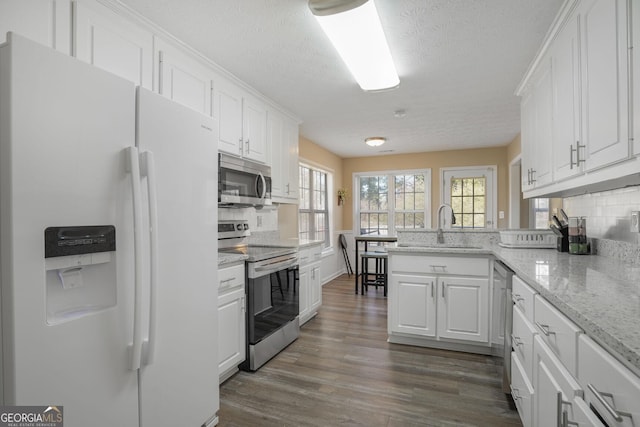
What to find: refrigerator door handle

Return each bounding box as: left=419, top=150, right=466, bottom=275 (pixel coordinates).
left=140, top=150, right=158, bottom=366
left=125, top=147, right=144, bottom=371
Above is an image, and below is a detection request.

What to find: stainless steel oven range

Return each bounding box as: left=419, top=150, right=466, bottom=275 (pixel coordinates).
left=218, top=220, right=299, bottom=371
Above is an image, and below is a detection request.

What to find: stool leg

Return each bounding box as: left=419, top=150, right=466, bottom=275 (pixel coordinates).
left=383, top=257, right=388, bottom=297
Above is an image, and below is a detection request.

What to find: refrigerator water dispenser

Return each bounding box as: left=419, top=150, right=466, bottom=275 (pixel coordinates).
left=44, top=226, right=117, bottom=325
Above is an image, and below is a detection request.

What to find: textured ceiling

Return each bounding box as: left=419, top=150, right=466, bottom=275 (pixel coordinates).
left=119, top=0, right=563, bottom=158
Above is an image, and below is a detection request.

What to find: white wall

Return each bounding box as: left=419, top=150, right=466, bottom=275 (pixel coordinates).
left=563, top=186, right=640, bottom=244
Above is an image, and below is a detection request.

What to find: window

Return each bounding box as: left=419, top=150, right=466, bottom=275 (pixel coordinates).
left=299, top=164, right=330, bottom=248
left=442, top=167, right=496, bottom=229
left=532, top=198, right=549, bottom=229
left=450, top=176, right=486, bottom=228
left=356, top=170, right=431, bottom=236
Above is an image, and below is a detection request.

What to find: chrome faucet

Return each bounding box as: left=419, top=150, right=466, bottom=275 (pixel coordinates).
left=436, top=204, right=456, bottom=244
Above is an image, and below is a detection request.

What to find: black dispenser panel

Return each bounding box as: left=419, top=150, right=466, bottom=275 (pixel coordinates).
left=45, top=226, right=116, bottom=258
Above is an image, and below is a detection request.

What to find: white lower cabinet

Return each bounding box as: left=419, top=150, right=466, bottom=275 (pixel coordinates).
left=298, top=243, right=322, bottom=325
left=533, top=335, right=583, bottom=427
left=217, top=263, right=246, bottom=383
left=578, top=335, right=640, bottom=426
left=388, top=253, right=490, bottom=349
left=511, top=351, right=534, bottom=427
left=438, top=276, right=489, bottom=343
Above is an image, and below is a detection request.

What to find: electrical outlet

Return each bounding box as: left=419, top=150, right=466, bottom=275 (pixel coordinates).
left=499, top=211, right=505, bottom=219
left=631, top=211, right=640, bottom=233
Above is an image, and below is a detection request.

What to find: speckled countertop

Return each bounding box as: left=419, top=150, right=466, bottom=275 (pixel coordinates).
left=217, top=252, right=247, bottom=267
left=217, top=236, right=323, bottom=267
left=388, top=230, right=640, bottom=376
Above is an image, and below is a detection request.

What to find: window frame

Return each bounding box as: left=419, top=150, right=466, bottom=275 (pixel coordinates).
left=441, top=166, right=497, bottom=229
left=298, top=160, right=332, bottom=249
left=353, top=169, right=432, bottom=236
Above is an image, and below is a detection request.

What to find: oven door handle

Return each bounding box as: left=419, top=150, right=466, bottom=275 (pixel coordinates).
left=254, top=258, right=298, bottom=274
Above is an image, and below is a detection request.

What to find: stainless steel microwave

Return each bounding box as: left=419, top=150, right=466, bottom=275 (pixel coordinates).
left=218, top=153, right=272, bottom=207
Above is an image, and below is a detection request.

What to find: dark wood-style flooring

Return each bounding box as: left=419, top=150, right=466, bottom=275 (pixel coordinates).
left=218, top=274, right=522, bottom=427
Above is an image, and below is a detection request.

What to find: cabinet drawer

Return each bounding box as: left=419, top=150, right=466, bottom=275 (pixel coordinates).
left=512, top=275, right=536, bottom=322
left=218, top=263, right=244, bottom=292
left=513, top=305, right=538, bottom=382
left=578, top=335, right=640, bottom=427
left=308, top=243, right=322, bottom=259
left=571, top=396, right=606, bottom=427
left=511, top=351, right=534, bottom=427
left=533, top=295, right=582, bottom=376
left=391, top=254, right=488, bottom=276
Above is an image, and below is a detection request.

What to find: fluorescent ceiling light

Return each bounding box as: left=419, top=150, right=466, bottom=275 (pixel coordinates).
left=365, top=137, right=386, bottom=147
left=310, top=0, right=399, bottom=91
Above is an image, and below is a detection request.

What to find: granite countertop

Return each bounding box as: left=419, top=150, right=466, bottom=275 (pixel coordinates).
left=217, top=252, right=247, bottom=267
left=388, top=234, right=640, bottom=376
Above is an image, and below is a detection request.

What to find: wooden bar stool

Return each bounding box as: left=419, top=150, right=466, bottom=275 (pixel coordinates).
left=360, top=251, right=388, bottom=296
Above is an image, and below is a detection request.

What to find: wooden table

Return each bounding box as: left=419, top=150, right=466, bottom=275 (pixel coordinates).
left=354, top=235, right=397, bottom=294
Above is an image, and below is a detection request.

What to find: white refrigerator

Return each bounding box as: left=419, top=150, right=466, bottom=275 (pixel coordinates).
left=0, top=33, right=219, bottom=427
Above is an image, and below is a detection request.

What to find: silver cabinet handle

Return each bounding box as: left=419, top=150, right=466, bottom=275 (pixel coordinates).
left=512, top=335, right=524, bottom=347
left=513, top=294, right=525, bottom=303
left=220, top=277, right=236, bottom=283
left=245, top=139, right=250, bottom=154
left=570, top=144, right=576, bottom=169
left=557, top=392, right=572, bottom=427
left=535, top=321, right=556, bottom=336
left=441, top=282, right=445, bottom=299
left=429, top=265, right=446, bottom=272
left=238, top=138, right=243, bottom=155
left=431, top=281, right=434, bottom=298
left=530, top=168, right=536, bottom=183
left=587, top=383, right=633, bottom=422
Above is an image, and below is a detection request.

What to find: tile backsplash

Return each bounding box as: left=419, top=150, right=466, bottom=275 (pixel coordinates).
left=218, top=206, right=279, bottom=232
left=563, top=186, right=640, bottom=245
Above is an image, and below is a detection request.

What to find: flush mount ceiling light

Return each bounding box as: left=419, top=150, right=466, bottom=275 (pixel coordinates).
left=309, top=0, right=399, bottom=91
left=365, top=137, right=386, bottom=147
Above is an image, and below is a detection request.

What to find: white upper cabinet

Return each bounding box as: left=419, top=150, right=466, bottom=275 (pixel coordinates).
left=268, top=107, right=299, bottom=202
left=215, top=76, right=267, bottom=163
left=242, top=96, right=267, bottom=163
left=73, top=0, right=153, bottom=89
left=551, top=9, right=582, bottom=182
left=0, top=0, right=70, bottom=54
left=155, top=37, right=214, bottom=116
left=518, top=0, right=638, bottom=198
left=520, top=55, right=553, bottom=190
left=579, top=0, right=629, bottom=170
left=632, top=0, right=640, bottom=156
left=216, top=77, right=243, bottom=155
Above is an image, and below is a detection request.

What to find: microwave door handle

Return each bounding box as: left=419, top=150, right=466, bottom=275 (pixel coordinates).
left=257, top=172, right=267, bottom=200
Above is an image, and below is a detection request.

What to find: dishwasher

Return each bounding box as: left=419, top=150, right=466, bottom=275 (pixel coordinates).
left=493, top=260, right=514, bottom=394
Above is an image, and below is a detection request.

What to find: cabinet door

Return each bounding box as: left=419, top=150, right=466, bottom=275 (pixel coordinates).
left=533, top=336, right=583, bottom=427
left=309, top=262, right=322, bottom=314
left=73, top=1, right=152, bottom=89
left=552, top=11, right=583, bottom=182
left=298, top=265, right=310, bottom=323
left=580, top=0, right=629, bottom=170
left=216, top=77, right=243, bottom=156
left=242, top=96, right=267, bottom=163
left=283, top=117, right=300, bottom=200
left=0, top=0, right=70, bottom=54
left=437, top=276, right=489, bottom=343
left=218, top=287, right=246, bottom=381
left=389, top=274, right=437, bottom=337
left=267, top=108, right=286, bottom=197
left=633, top=0, right=640, bottom=157
left=521, top=88, right=536, bottom=192
left=531, top=57, right=554, bottom=188
left=156, top=38, right=214, bottom=116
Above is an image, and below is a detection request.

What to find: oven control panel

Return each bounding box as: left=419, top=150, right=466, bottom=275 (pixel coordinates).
left=218, top=220, right=250, bottom=239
